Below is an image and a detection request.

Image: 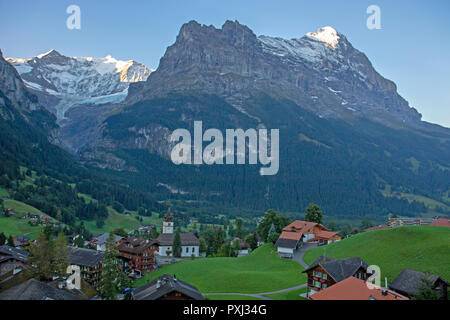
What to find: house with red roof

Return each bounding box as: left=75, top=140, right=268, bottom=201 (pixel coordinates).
left=309, top=276, right=409, bottom=300
left=430, top=217, right=450, bottom=227
left=275, top=220, right=342, bottom=256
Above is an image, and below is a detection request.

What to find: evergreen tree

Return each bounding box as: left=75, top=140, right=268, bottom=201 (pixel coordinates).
left=231, top=239, right=241, bottom=257
left=98, top=233, right=120, bottom=300
left=236, top=219, right=243, bottom=239
left=0, top=232, right=6, bottom=245
left=199, top=237, right=207, bottom=254
left=172, top=232, right=182, bottom=258
left=28, top=234, right=54, bottom=281
left=305, top=203, right=323, bottom=224
left=360, top=216, right=374, bottom=230
left=257, top=209, right=290, bottom=242
left=413, top=278, right=440, bottom=300
left=7, top=235, right=14, bottom=247
left=117, top=272, right=133, bottom=293
left=212, top=227, right=224, bottom=254
left=244, top=233, right=258, bottom=250
left=267, top=224, right=280, bottom=244
left=53, top=233, right=69, bottom=279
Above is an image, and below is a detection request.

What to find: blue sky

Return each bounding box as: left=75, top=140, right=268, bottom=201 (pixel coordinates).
left=1, top=0, right=449, bottom=127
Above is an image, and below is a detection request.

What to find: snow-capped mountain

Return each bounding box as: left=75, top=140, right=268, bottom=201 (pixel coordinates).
left=7, top=50, right=153, bottom=119
left=127, top=21, right=432, bottom=132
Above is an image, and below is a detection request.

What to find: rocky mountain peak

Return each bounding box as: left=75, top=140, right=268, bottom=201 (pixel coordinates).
left=126, top=20, right=427, bottom=131
left=305, top=26, right=341, bottom=48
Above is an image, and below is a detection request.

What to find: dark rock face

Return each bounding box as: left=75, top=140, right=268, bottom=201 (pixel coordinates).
left=127, top=20, right=432, bottom=132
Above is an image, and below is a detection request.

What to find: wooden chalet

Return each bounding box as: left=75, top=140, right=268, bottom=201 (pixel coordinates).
left=0, top=245, right=29, bottom=275
left=310, top=230, right=342, bottom=245
left=389, top=268, right=448, bottom=300
left=67, top=246, right=104, bottom=287
left=309, top=276, right=409, bottom=300
left=276, top=220, right=341, bottom=256
left=132, top=274, right=204, bottom=300
left=117, top=237, right=159, bottom=275
left=302, top=256, right=370, bottom=293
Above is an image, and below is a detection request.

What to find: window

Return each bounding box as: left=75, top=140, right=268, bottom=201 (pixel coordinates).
left=186, top=247, right=189, bottom=253
left=322, top=273, right=327, bottom=280
left=313, top=270, right=322, bottom=278
left=322, top=283, right=327, bottom=289
left=313, top=280, right=321, bottom=288
left=192, top=247, right=195, bottom=253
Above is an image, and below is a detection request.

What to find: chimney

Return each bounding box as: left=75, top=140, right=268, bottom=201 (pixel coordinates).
left=156, top=279, right=161, bottom=288
left=385, top=277, right=388, bottom=289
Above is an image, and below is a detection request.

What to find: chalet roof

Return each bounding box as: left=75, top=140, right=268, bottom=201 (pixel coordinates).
left=283, top=220, right=324, bottom=234
left=389, top=268, right=449, bottom=297
left=132, top=274, right=204, bottom=300
left=430, top=218, right=450, bottom=227
left=310, top=276, right=409, bottom=300
left=278, top=231, right=303, bottom=241
left=314, top=231, right=339, bottom=239
left=156, top=233, right=200, bottom=246
left=274, top=238, right=299, bottom=249
left=93, top=232, right=124, bottom=245
left=118, top=237, right=158, bottom=254
left=303, top=256, right=368, bottom=282
left=0, top=245, right=29, bottom=261
left=67, top=246, right=104, bottom=267
left=0, top=279, right=83, bottom=300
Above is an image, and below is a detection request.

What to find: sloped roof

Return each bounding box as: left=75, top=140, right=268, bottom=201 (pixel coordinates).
left=0, top=245, right=29, bottom=261
left=274, top=238, right=299, bottom=249
left=278, top=231, right=303, bottom=241
left=67, top=246, right=104, bottom=267
left=389, top=268, right=449, bottom=297
left=303, top=256, right=368, bottom=282
left=0, top=279, right=83, bottom=300
left=283, top=220, right=324, bottom=233
left=132, top=274, right=204, bottom=300
left=430, top=218, right=450, bottom=227
left=118, top=237, right=158, bottom=254
left=313, top=231, right=339, bottom=239
left=156, top=233, right=200, bottom=246
left=93, top=232, right=124, bottom=245
left=310, top=276, right=408, bottom=300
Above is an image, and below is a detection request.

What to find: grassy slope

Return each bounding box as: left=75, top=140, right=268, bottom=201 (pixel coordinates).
left=303, top=226, right=450, bottom=283
left=0, top=199, right=49, bottom=239
left=135, top=244, right=305, bottom=294
left=84, top=208, right=161, bottom=234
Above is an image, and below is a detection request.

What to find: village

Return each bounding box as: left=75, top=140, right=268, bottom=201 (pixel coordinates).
left=0, top=205, right=448, bottom=301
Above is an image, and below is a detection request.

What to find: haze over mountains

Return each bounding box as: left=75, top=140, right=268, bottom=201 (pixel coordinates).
left=3, top=20, right=450, bottom=220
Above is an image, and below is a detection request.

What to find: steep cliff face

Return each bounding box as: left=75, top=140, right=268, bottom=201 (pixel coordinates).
left=127, top=20, right=426, bottom=131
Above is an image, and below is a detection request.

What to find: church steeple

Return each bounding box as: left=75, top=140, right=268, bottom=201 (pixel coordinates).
left=162, top=208, right=174, bottom=234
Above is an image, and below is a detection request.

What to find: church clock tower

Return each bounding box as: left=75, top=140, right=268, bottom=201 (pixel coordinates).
left=162, top=210, right=174, bottom=234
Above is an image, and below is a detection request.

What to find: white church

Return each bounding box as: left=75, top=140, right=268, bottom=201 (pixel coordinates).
left=156, top=211, right=200, bottom=257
